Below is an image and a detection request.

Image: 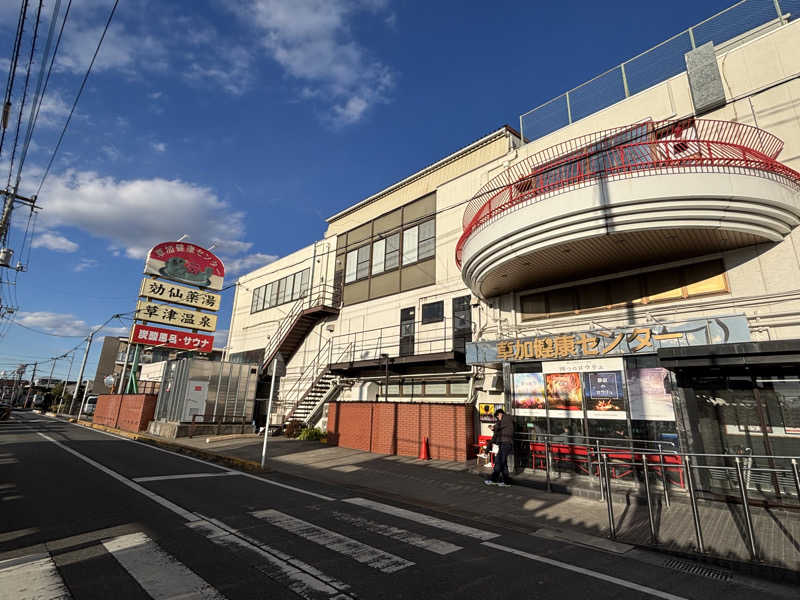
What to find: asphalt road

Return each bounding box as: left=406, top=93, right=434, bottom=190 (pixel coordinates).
left=1, top=412, right=794, bottom=600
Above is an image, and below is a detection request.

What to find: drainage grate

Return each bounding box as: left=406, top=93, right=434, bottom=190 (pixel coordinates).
left=662, top=558, right=733, bottom=582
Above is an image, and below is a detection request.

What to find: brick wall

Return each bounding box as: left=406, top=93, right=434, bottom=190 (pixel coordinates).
left=327, top=402, right=475, bottom=461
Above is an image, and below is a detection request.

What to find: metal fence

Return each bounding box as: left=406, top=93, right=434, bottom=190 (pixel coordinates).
left=519, top=0, right=800, bottom=144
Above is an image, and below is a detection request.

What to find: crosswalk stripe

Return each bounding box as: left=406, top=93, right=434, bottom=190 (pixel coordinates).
left=252, top=509, right=414, bottom=573
left=330, top=510, right=462, bottom=555
left=188, top=518, right=355, bottom=600
left=102, top=532, right=224, bottom=599
left=342, top=497, right=499, bottom=541
left=0, top=553, right=70, bottom=600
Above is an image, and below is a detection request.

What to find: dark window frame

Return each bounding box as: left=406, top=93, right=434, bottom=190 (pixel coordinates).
left=421, top=300, right=444, bottom=324
left=250, top=268, right=311, bottom=314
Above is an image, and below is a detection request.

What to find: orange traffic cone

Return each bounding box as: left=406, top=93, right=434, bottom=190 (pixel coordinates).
left=418, top=436, right=431, bottom=460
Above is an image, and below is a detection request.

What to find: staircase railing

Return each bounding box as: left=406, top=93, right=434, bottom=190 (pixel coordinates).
left=262, top=283, right=341, bottom=370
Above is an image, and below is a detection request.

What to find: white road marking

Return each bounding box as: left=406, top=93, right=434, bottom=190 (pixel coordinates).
left=0, top=553, right=70, bottom=600
left=133, top=472, right=240, bottom=482
left=331, top=510, right=462, bottom=555
left=103, top=532, right=224, bottom=599
left=188, top=517, right=355, bottom=600
left=252, top=509, right=414, bottom=573
left=482, top=541, right=688, bottom=600
left=47, top=415, right=335, bottom=501
left=37, top=432, right=200, bottom=522
left=343, top=497, right=499, bottom=541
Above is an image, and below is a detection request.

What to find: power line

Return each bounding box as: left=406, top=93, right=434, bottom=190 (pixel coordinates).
left=0, top=0, right=29, bottom=161
left=36, top=0, right=119, bottom=196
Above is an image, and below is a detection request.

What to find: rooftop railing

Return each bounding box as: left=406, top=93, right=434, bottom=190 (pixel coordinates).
left=456, top=118, right=800, bottom=267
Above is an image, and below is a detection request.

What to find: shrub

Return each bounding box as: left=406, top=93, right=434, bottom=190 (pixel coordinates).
left=284, top=420, right=304, bottom=438
left=297, top=427, right=324, bottom=441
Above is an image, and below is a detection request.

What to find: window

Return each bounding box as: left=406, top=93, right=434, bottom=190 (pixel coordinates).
left=372, top=238, right=385, bottom=275
left=249, top=268, right=311, bottom=313
left=421, top=300, right=444, bottom=324
left=401, top=219, right=435, bottom=266
left=520, top=260, right=728, bottom=321
left=356, top=245, right=370, bottom=280
left=380, top=380, right=471, bottom=397
left=345, top=249, right=358, bottom=283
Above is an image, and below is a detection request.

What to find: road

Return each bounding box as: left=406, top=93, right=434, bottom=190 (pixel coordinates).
left=0, top=412, right=793, bottom=600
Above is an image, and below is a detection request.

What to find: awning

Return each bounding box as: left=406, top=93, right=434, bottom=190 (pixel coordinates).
left=657, top=340, right=800, bottom=368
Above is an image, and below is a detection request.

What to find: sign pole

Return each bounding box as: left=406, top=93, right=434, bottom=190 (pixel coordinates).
left=74, top=330, right=95, bottom=416
left=126, top=344, right=141, bottom=394
left=117, top=339, right=132, bottom=393
left=261, top=357, right=278, bottom=468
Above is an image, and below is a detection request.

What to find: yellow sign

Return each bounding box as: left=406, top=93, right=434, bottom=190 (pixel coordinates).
left=135, top=300, right=217, bottom=332
left=139, top=278, right=221, bottom=311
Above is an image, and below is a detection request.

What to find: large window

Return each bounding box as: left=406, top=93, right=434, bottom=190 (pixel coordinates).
left=345, top=245, right=371, bottom=283
left=250, top=268, right=310, bottom=313
left=402, top=218, right=435, bottom=266
left=371, top=232, right=400, bottom=276
left=520, top=260, right=728, bottom=321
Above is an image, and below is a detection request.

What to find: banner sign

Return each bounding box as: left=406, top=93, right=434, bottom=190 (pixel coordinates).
left=135, top=300, right=217, bottom=332
left=139, top=278, right=221, bottom=311
left=466, top=315, right=750, bottom=364
left=132, top=324, right=214, bottom=352
left=144, top=242, right=225, bottom=291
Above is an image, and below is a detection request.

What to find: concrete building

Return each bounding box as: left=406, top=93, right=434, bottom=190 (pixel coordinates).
left=228, top=3, right=800, bottom=470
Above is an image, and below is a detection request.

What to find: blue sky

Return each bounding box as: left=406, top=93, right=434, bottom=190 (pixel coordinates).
left=0, top=0, right=735, bottom=382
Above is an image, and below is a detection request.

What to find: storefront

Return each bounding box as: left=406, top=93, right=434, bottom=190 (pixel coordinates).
left=467, top=314, right=756, bottom=467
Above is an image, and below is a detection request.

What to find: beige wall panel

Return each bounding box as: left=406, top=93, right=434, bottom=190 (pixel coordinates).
left=347, top=222, right=372, bottom=246
left=373, top=209, right=402, bottom=235
left=402, top=193, right=436, bottom=223
left=343, top=279, right=370, bottom=305
left=369, top=270, right=401, bottom=299
left=401, top=258, right=436, bottom=292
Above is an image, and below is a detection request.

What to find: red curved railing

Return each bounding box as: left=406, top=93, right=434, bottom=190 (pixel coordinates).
left=456, top=119, right=800, bottom=268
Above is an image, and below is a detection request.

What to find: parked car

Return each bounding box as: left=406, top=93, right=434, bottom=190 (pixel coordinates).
left=83, top=395, right=98, bottom=416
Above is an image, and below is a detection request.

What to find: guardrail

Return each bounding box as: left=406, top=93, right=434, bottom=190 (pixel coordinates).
left=455, top=118, right=800, bottom=267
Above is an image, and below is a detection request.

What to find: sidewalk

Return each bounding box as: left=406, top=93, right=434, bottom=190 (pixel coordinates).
left=70, top=418, right=800, bottom=577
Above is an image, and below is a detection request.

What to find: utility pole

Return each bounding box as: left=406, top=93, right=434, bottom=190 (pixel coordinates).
left=11, top=365, right=25, bottom=405
left=0, top=190, right=37, bottom=267
left=24, top=362, right=37, bottom=408
left=73, top=330, right=95, bottom=417
left=59, top=351, right=75, bottom=414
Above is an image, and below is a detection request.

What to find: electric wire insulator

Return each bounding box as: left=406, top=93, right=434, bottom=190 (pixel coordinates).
left=1, top=102, right=10, bottom=130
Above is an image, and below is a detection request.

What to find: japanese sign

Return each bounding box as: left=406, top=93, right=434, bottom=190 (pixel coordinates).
left=139, top=278, right=221, bottom=311
left=144, top=242, right=225, bottom=291
left=466, top=315, right=750, bottom=364
left=135, top=301, right=217, bottom=332
left=132, top=324, right=214, bottom=352
left=479, top=403, right=500, bottom=423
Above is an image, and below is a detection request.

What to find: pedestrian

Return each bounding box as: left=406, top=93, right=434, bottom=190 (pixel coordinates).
left=485, top=408, right=513, bottom=487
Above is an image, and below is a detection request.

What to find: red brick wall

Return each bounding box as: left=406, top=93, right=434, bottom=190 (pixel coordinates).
left=93, top=394, right=157, bottom=432
left=327, top=402, right=475, bottom=461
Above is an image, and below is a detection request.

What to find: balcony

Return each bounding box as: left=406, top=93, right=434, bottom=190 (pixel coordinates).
left=457, top=119, right=800, bottom=298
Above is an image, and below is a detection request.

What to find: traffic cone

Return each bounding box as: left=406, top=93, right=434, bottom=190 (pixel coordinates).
left=418, top=436, right=431, bottom=460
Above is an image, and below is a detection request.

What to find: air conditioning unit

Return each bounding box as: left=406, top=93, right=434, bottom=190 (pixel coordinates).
left=486, top=374, right=503, bottom=391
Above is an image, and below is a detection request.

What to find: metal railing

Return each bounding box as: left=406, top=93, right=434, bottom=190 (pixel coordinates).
left=499, top=434, right=800, bottom=562
left=261, top=283, right=341, bottom=369
left=519, top=0, right=797, bottom=143
left=456, top=118, right=800, bottom=266
left=329, top=317, right=459, bottom=364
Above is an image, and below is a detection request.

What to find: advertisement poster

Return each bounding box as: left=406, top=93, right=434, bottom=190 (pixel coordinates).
left=512, top=372, right=546, bottom=417
left=144, top=242, right=225, bottom=291
left=585, top=371, right=626, bottom=419
left=627, top=367, right=676, bottom=421
left=479, top=403, right=501, bottom=423
left=545, top=372, right=583, bottom=416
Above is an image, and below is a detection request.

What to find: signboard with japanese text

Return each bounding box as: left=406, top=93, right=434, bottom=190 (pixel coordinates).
left=479, top=403, right=500, bottom=423
left=465, top=315, right=751, bottom=364
left=139, top=278, right=221, bottom=311
left=144, top=242, right=225, bottom=291
left=135, top=300, right=217, bottom=332
left=132, top=324, right=214, bottom=352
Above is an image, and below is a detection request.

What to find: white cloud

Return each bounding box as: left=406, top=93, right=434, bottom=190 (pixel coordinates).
left=148, top=91, right=163, bottom=99
left=232, top=0, right=395, bottom=125
left=151, top=142, right=167, bottom=153
left=32, top=232, right=79, bottom=253
left=225, top=253, right=278, bottom=276
left=74, top=258, right=98, bottom=272
left=184, top=45, right=256, bottom=96
left=101, top=145, right=121, bottom=161
left=16, top=311, right=91, bottom=336
left=33, top=169, right=249, bottom=260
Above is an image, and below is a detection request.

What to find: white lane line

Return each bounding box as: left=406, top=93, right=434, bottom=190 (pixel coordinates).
left=47, top=415, right=335, bottom=502
left=133, top=472, right=241, bottom=482
left=188, top=518, right=355, bottom=600
left=252, top=509, right=414, bottom=573
left=37, top=432, right=200, bottom=522
left=0, top=552, right=70, bottom=600
left=343, top=497, right=499, bottom=541
left=482, top=542, right=688, bottom=600
left=103, top=532, right=224, bottom=600
left=331, top=510, right=462, bottom=555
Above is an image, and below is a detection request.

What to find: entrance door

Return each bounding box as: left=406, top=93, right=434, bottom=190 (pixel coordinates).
left=452, top=295, right=472, bottom=353
left=400, top=307, right=415, bottom=356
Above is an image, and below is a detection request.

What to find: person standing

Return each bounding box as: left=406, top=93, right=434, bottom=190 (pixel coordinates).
left=485, top=408, right=513, bottom=487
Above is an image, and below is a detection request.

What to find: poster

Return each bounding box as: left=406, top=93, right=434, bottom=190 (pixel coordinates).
left=627, top=367, right=676, bottom=421
left=585, top=371, right=626, bottom=419
left=545, top=372, right=583, bottom=413
left=512, top=372, right=546, bottom=417
left=479, top=403, right=500, bottom=423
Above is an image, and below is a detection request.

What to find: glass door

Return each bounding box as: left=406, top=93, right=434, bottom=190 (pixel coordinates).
left=399, top=307, right=415, bottom=357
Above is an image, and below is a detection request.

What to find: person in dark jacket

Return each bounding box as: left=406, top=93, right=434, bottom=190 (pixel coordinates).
left=485, top=408, right=513, bottom=486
